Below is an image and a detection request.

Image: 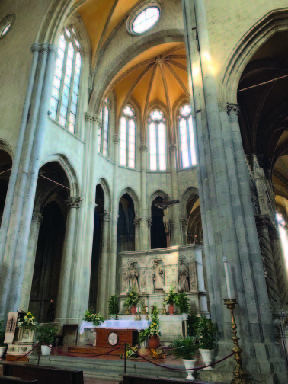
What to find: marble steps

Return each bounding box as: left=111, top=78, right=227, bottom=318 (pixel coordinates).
left=27, top=355, right=187, bottom=381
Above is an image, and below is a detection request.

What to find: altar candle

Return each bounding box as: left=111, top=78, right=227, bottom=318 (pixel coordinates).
left=146, top=306, right=148, bottom=313
left=166, top=305, right=168, bottom=312
left=223, top=257, right=232, bottom=299
left=136, top=307, right=139, bottom=313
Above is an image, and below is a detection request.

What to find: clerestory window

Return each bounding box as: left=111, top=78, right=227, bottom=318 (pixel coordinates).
left=49, top=26, right=82, bottom=134
left=119, top=105, right=136, bottom=168
left=98, top=98, right=109, bottom=156
left=179, top=104, right=197, bottom=168
left=149, top=109, right=166, bottom=171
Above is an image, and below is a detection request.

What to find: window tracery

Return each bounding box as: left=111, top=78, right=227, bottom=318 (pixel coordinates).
left=49, top=26, right=82, bottom=134
left=98, top=98, right=109, bottom=156
left=149, top=109, right=166, bottom=171
left=119, top=105, right=136, bottom=168
left=178, top=104, right=197, bottom=168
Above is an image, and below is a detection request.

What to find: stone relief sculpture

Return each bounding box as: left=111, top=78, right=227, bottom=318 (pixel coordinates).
left=128, top=261, right=140, bottom=292
left=189, top=261, right=198, bottom=291
left=152, top=259, right=164, bottom=292
left=178, top=256, right=190, bottom=292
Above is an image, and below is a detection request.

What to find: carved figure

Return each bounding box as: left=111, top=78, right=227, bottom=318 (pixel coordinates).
left=128, top=262, right=140, bottom=292
left=189, top=261, right=198, bottom=291
left=122, top=271, right=129, bottom=293
left=152, top=259, right=164, bottom=292
left=178, top=257, right=190, bottom=292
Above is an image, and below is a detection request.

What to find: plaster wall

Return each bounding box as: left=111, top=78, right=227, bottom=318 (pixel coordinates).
left=0, top=0, right=50, bottom=150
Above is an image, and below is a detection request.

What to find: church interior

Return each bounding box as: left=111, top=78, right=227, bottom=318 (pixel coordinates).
left=0, top=1, right=288, bottom=383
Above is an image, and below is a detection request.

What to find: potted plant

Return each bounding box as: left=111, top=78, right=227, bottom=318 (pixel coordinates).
left=197, top=316, right=216, bottom=370
left=177, top=292, right=189, bottom=314
left=17, top=311, right=37, bottom=342
left=187, top=307, right=200, bottom=337
left=165, top=288, right=178, bottom=315
left=0, top=320, right=6, bottom=359
left=83, top=311, right=104, bottom=326
left=124, top=287, right=139, bottom=314
left=36, top=324, right=57, bottom=356
left=139, top=305, right=161, bottom=350
left=169, top=336, right=199, bottom=380
left=108, top=295, right=119, bottom=319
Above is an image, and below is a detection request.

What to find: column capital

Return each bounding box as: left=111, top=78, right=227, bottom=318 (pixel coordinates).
left=140, top=144, right=148, bottom=152
left=66, top=196, right=82, bottom=209
left=180, top=217, right=188, bottom=226
left=133, top=217, right=142, bottom=226
left=146, top=217, right=152, bottom=228
left=85, top=112, right=100, bottom=123
left=104, top=211, right=111, bottom=222
left=227, top=103, right=239, bottom=116
left=113, top=133, right=120, bottom=144
left=30, top=43, right=57, bottom=54
left=31, top=212, right=43, bottom=224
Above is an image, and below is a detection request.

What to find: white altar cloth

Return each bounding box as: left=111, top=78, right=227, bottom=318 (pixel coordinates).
left=79, top=320, right=151, bottom=334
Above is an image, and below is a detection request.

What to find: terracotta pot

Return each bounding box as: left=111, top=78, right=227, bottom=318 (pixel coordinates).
left=168, top=304, right=174, bottom=315
left=183, top=359, right=196, bottom=380
left=131, top=306, right=136, bottom=315
left=148, top=335, right=160, bottom=350
left=138, top=347, right=149, bottom=358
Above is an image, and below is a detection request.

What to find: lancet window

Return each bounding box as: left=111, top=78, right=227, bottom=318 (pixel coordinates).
left=178, top=104, right=197, bottom=168
left=98, top=98, right=109, bottom=156
left=119, top=105, right=136, bottom=168
left=149, top=109, right=166, bottom=171
left=49, top=26, right=82, bottom=134
left=276, top=212, right=288, bottom=269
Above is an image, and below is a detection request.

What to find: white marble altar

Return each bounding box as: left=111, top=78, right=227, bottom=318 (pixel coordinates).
left=79, top=319, right=151, bottom=334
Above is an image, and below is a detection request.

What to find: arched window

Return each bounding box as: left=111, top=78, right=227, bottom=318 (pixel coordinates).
left=98, top=98, right=109, bottom=156
left=178, top=104, right=197, bottom=168
left=149, top=109, right=166, bottom=171
left=49, top=26, right=82, bottom=134
left=119, top=105, right=136, bottom=168
left=276, top=213, right=288, bottom=269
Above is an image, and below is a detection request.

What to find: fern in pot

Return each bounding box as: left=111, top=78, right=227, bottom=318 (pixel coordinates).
left=169, top=336, right=199, bottom=380
left=108, top=295, right=119, bottom=319
left=197, top=316, right=217, bottom=370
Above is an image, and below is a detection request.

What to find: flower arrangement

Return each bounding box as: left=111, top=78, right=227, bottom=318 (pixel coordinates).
left=139, top=305, right=161, bottom=343
left=17, top=312, right=37, bottom=330
left=124, top=287, right=139, bottom=307
left=165, top=288, right=178, bottom=305
left=83, top=310, right=104, bottom=326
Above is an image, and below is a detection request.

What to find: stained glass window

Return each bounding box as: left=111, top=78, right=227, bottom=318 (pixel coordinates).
left=132, top=7, right=160, bottom=34
left=179, top=104, right=197, bottom=168
left=119, top=105, right=136, bottom=168
left=49, top=27, right=82, bottom=134
left=98, top=98, right=109, bottom=156
left=149, top=109, right=166, bottom=171
left=276, top=213, right=288, bottom=270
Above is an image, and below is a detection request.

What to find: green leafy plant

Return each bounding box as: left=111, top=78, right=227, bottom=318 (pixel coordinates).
left=197, top=316, right=216, bottom=350
left=83, top=311, right=104, bottom=326
left=108, top=295, right=119, bottom=316
left=17, top=311, right=37, bottom=330
left=124, top=287, right=139, bottom=307
left=169, top=336, right=199, bottom=360
left=176, top=292, right=189, bottom=314
left=165, top=288, right=178, bottom=305
left=0, top=320, right=6, bottom=347
left=187, top=307, right=200, bottom=337
left=36, top=324, right=57, bottom=346
left=120, top=344, right=138, bottom=359
left=139, top=305, right=161, bottom=343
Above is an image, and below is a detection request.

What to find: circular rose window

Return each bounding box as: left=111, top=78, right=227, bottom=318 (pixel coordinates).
left=131, top=6, right=160, bottom=34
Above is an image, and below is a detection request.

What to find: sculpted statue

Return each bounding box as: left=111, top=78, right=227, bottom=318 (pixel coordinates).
left=122, top=271, right=129, bottom=293
left=189, top=261, right=198, bottom=291
left=178, top=257, right=190, bottom=292
left=128, top=262, right=140, bottom=292
left=152, top=259, right=164, bottom=292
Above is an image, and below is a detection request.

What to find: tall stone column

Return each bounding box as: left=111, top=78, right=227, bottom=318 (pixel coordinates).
left=134, top=217, right=142, bottom=251
left=56, top=197, right=81, bottom=324
left=68, top=114, right=100, bottom=322
left=182, top=1, right=286, bottom=380
left=180, top=218, right=188, bottom=245
left=146, top=218, right=152, bottom=249
left=0, top=43, right=57, bottom=317
left=19, top=212, right=43, bottom=311
left=98, top=210, right=111, bottom=316
left=169, top=144, right=181, bottom=245
left=140, top=145, right=149, bottom=250
left=109, top=134, right=120, bottom=297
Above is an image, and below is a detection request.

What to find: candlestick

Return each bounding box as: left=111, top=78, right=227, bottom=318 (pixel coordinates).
left=223, top=256, right=232, bottom=299
left=146, top=306, right=148, bottom=313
